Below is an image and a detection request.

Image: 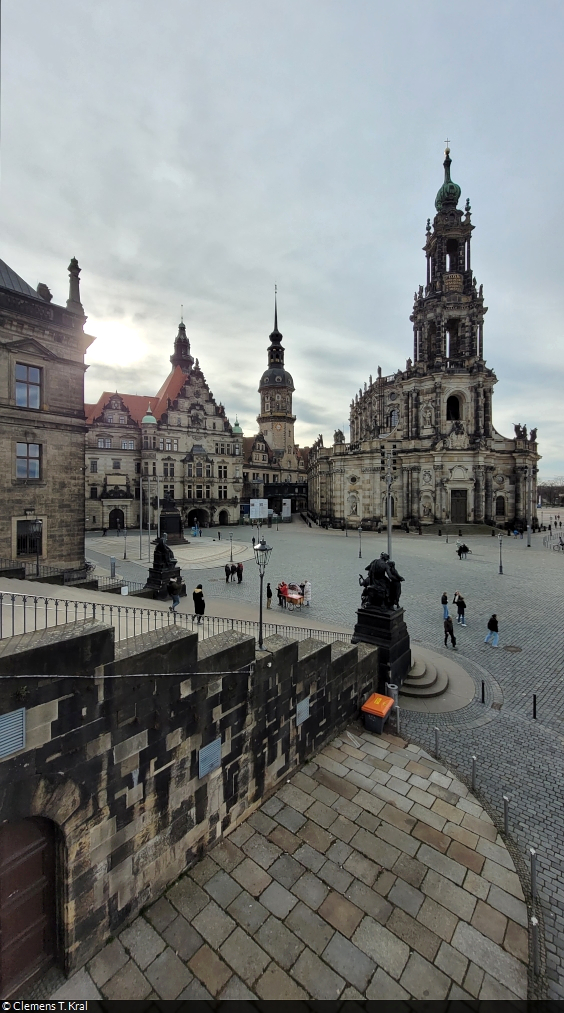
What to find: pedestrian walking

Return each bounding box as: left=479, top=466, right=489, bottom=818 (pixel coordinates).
left=444, top=616, right=457, bottom=649
left=230, top=563, right=237, bottom=581
left=192, top=584, right=205, bottom=624
left=237, top=562, right=243, bottom=583
left=484, top=614, right=499, bottom=647
left=453, top=591, right=466, bottom=626
left=303, top=579, right=312, bottom=606
left=102, top=527, right=107, bottom=537
left=252, top=536, right=256, bottom=547
left=266, top=582, right=272, bottom=608
left=225, top=563, right=230, bottom=583
left=168, top=576, right=181, bottom=612
left=441, top=592, right=449, bottom=619
left=218, top=530, right=221, bottom=541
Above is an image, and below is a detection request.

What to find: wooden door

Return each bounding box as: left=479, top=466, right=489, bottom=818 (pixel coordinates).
left=451, top=489, right=468, bottom=524
left=0, top=819, right=58, bottom=997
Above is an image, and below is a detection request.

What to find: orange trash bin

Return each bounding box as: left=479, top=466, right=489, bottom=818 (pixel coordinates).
left=361, top=693, right=394, bottom=734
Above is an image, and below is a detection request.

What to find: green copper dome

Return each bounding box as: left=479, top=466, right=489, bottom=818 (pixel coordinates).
left=435, top=148, right=461, bottom=212
left=142, top=404, right=157, bottom=425
left=232, top=415, right=243, bottom=434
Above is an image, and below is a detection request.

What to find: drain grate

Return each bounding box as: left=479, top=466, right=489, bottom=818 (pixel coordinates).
left=503, top=645, right=522, bottom=653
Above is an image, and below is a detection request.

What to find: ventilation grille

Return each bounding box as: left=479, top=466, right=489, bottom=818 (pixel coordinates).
left=0, top=708, right=26, bottom=758
left=198, top=736, right=222, bottom=779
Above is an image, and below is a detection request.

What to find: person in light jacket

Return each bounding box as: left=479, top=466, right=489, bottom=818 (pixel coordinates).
left=303, top=580, right=312, bottom=606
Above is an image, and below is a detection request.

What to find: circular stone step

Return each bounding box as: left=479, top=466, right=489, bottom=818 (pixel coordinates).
left=408, top=658, right=427, bottom=680
left=400, top=668, right=449, bottom=698
left=402, top=661, right=438, bottom=691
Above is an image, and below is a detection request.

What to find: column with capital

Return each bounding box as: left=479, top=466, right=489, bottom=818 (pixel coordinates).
left=411, top=466, right=421, bottom=521
left=473, top=466, right=485, bottom=523
left=484, top=466, right=494, bottom=525
left=433, top=465, right=443, bottom=522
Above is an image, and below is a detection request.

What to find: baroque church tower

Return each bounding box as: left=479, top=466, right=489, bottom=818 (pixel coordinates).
left=308, top=148, right=540, bottom=530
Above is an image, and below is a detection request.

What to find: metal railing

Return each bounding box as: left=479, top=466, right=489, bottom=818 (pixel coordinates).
left=0, top=591, right=350, bottom=646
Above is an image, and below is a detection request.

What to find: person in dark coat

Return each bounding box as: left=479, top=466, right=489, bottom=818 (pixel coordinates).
left=484, top=614, right=499, bottom=647
left=192, top=584, right=205, bottom=623
left=441, top=592, right=449, bottom=620
left=453, top=591, right=466, bottom=626
left=266, top=583, right=272, bottom=608
left=168, top=577, right=181, bottom=612
left=225, top=563, right=230, bottom=583
left=237, top=562, right=243, bottom=583
left=444, top=616, right=456, bottom=648
left=230, top=563, right=237, bottom=581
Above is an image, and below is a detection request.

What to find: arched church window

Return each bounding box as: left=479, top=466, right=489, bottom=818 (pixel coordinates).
left=495, top=496, right=505, bottom=517
left=389, top=409, right=399, bottom=429
left=446, top=395, right=461, bottom=421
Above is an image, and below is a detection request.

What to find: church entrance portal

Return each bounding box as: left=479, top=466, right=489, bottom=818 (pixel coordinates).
left=218, top=510, right=229, bottom=525
left=450, top=489, right=467, bottom=524
left=0, top=818, right=59, bottom=995
left=108, top=508, right=124, bottom=530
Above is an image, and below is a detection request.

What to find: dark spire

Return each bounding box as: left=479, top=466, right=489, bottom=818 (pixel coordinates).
left=170, top=318, right=194, bottom=372
left=270, top=284, right=282, bottom=344
left=67, top=257, right=84, bottom=314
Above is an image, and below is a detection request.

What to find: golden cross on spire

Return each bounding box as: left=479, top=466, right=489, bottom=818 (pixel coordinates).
left=444, top=137, right=451, bottom=150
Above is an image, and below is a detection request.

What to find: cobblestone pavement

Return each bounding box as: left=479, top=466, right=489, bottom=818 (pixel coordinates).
left=85, top=519, right=564, bottom=997
left=49, top=728, right=529, bottom=1002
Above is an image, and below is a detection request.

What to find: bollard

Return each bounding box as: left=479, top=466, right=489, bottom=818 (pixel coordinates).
left=503, top=795, right=509, bottom=836
left=110, top=556, right=116, bottom=578
left=530, top=847, right=537, bottom=899
left=395, top=706, right=401, bottom=737
left=533, top=694, right=537, bottom=719
left=434, top=727, right=439, bottom=759
left=438, top=529, right=442, bottom=536
left=531, top=916, right=540, bottom=976
left=481, top=680, right=485, bottom=704
left=471, top=755, right=477, bottom=793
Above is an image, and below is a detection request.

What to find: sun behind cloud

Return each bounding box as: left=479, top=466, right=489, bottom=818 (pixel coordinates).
left=86, top=318, right=148, bottom=369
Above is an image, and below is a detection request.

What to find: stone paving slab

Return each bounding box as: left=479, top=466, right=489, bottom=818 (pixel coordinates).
left=48, top=726, right=530, bottom=1001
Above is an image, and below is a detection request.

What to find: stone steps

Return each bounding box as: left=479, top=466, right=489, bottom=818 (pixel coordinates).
left=399, top=649, right=450, bottom=698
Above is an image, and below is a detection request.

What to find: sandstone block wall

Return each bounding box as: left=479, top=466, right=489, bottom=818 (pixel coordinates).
left=0, top=627, right=377, bottom=973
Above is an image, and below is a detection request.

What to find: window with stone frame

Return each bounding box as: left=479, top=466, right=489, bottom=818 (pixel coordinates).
left=121, top=440, right=135, bottom=450
left=119, top=416, right=126, bottom=424
left=187, top=463, right=193, bottom=477
left=164, top=485, right=175, bottom=499
left=186, top=485, right=193, bottom=498
left=205, top=463, right=212, bottom=478
left=90, top=487, right=98, bottom=498
left=135, top=462, right=141, bottom=474
left=218, top=486, right=228, bottom=499
left=205, top=484, right=210, bottom=497
left=112, top=460, right=121, bottom=470
left=196, top=462, right=203, bottom=477
left=90, top=460, right=98, bottom=473
left=16, top=442, right=41, bottom=479
left=98, top=437, right=112, bottom=448
left=163, top=462, right=175, bottom=478
left=196, top=485, right=203, bottom=499
left=15, top=364, right=41, bottom=408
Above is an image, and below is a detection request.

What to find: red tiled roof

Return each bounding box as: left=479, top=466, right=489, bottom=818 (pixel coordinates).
left=152, top=366, right=187, bottom=420
left=85, top=392, right=154, bottom=425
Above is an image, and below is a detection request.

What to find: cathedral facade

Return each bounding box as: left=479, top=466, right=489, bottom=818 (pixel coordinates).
left=308, top=150, right=540, bottom=529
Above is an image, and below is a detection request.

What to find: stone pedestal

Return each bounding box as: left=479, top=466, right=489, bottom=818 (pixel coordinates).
left=159, top=503, right=188, bottom=545
left=352, top=607, right=411, bottom=693
left=144, top=565, right=186, bottom=601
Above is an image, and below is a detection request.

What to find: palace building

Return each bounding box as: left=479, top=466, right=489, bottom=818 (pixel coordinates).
left=0, top=257, right=94, bottom=568
left=308, top=149, right=540, bottom=529
left=85, top=321, right=243, bottom=530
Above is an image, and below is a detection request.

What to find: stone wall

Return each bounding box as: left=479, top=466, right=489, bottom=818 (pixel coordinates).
left=0, top=625, right=377, bottom=975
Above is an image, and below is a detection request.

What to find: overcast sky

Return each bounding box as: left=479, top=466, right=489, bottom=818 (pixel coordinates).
left=2, top=1, right=563, bottom=475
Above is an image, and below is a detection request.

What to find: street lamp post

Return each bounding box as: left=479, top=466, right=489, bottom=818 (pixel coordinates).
left=387, top=452, right=393, bottom=559
left=253, top=536, right=273, bottom=651
left=229, top=532, right=233, bottom=562
left=124, top=518, right=127, bottom=560
left=358, top=524, right=362, bottom=558
left=499, top=534, right=503, bottom=575
left=29, top=518, right=43, bottom=577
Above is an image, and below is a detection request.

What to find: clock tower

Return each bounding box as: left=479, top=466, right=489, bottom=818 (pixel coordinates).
left=257, top=296, right=296, bottom=462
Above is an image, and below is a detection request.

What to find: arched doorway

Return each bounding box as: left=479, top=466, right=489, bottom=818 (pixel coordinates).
left=187, top=508, right=209, bottom=528
left=108, top=507, right=124, bottom=530
left=218, top=509, right=229, bottom=525
left=0, top=818, right=59, bottom=995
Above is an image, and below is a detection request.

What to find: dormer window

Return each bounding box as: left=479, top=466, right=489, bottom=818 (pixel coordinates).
left=119, top=416, right=126, bottom=424
left=107, top=415, right=113, bottom=423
